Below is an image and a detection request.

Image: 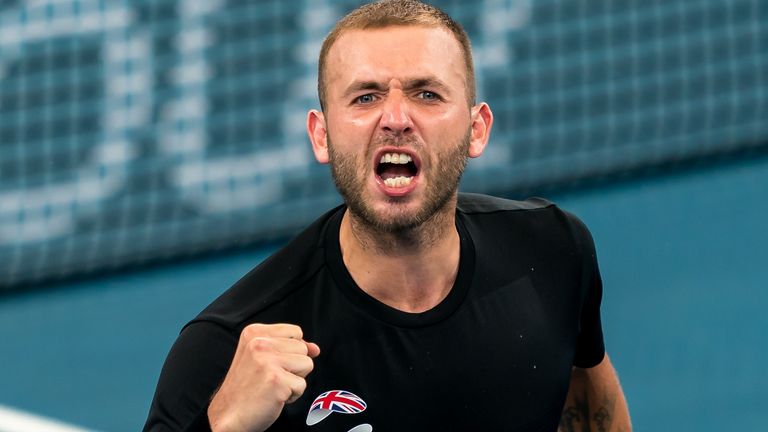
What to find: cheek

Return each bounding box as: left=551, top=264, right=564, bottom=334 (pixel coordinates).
left=348, top=116, right=373, bottom=129
left=424, top=119, right=470, bottom=152
left=331, top=114, right=380, bottom=149
left=418, top=105, right=470, bottom=133
left=328, top=137, right=369, bottom=177
left=331, top=109, right=379, bottom=134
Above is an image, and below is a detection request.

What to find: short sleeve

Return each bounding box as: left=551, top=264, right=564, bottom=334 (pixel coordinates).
left=568, top=213, right=606, bottom=368
left=143, top=321, right=238, bottom=431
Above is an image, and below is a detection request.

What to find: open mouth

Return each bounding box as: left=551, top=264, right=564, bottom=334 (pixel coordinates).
left=375, top=151, right=419, bottom=188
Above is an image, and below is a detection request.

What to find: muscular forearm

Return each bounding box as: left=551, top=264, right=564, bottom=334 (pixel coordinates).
left=558, top=355, right=631, bottom=432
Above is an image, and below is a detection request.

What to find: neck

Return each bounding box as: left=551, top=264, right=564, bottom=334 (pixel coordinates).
left=339, top=199, right=461, bottom=313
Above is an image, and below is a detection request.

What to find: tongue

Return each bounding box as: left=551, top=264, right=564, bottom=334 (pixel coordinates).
left=379, top=164, right=413, bottom=180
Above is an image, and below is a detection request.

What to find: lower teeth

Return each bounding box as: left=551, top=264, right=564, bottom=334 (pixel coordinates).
left=383, top=176, right=412, bottom=187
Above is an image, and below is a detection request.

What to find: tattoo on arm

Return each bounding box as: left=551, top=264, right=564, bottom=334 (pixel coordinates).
left=558, top=389, right=616, bottom=432
left=558, top=391, right=589, bottom=432
left=593, top=406, right=611, bottom=432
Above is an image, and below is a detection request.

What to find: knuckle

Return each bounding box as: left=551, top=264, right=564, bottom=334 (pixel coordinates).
left=240, top=323, right=262, bottom=340
left=285, top=324, right=303, bottom=340
left=247, top=337, right=270, bottom=353
left=250, top=355, right=267, bottom=370
left=263, top=367, right=282, bottom=385
left=251, top=351, right=276, bottom=370
left=277, top=384, right=293, bottom=402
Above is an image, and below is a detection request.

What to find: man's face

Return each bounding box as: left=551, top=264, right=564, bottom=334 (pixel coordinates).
left=315, top=25, right=483, bottom=232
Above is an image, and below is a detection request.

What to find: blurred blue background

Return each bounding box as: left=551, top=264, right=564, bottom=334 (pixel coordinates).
left=0, top=0, right=766, bottom=431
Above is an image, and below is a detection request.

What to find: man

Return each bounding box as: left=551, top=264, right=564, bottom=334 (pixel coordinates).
left=144, top=1, right=631, bottom=431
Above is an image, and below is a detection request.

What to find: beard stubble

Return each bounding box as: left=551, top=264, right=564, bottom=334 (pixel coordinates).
left=327, top=129, right=470, bottom=236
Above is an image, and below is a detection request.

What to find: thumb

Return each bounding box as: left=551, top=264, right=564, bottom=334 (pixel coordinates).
left=305, top=341, right=321, bottom=358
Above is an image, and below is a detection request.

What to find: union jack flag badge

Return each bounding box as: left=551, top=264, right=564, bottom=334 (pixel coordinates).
left=306, top=390, right=367, bottom=426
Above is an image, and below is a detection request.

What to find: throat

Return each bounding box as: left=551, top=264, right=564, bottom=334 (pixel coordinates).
left=357, top=253, right=459, bottom=313
left=347, top=204, right=453, bottom=254
left=374, top=276, right=456, bottom=313
left=339, top=209, right=461, bottom=313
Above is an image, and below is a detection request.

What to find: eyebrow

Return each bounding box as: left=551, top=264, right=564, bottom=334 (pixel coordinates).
left=343, top=81, right=388, bottom=98
left=342, top=77, right=451, bottom=98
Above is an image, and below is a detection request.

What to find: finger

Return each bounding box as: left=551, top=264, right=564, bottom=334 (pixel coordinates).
left=249, top=337, right=312, bottom=355
left=277, top=353, right=315, bottom=378
left=281, top=370, right=307, bottom=404
left=242, top=323, right=304, bottom=340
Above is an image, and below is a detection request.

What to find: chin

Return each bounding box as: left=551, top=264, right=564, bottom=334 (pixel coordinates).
left=371, top=203, right=438, bottom=232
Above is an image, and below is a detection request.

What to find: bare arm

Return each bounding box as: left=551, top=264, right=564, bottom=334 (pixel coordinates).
left=558, top=354, right=631, bottom=432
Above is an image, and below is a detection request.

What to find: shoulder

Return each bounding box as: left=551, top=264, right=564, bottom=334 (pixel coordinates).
left=187, top=205, right=344, bottom=332
left=457, top=192, right=554, bottom=214
left=457, top=192, right=594, bottom=253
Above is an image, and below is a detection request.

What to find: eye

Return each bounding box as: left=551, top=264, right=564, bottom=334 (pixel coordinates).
left=355, top=94, right=376, bottom=104
left=418, top=91, right=439, bottom=101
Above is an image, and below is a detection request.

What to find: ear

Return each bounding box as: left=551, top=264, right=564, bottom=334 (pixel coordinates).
left=307, top=109, right=329, bottom=164
left=468, top=102, right=493, bottom=158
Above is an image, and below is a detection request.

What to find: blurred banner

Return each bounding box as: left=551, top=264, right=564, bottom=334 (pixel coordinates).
left=1, top=0, right=766, bottom=288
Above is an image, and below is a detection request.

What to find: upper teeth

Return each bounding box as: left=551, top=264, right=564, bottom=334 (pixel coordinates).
left=380, top=153, right=412, bottom=164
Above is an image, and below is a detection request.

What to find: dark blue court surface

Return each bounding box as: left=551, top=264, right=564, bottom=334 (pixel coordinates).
left=1, top=157, right=766, bottom=431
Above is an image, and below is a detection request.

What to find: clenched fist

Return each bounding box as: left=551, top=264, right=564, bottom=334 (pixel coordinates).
left=207, top=323, right=320, bottom=432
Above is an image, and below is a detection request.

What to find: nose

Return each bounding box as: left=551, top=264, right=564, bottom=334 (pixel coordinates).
left=379, top=91, right=413, bottom=135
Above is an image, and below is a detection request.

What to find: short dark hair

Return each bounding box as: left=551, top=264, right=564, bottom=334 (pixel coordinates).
left=317, top=0, right=476, bottom=111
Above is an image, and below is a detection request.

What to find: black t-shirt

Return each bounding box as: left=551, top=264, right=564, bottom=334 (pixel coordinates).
left=144, top=193, right=605, bottom=432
